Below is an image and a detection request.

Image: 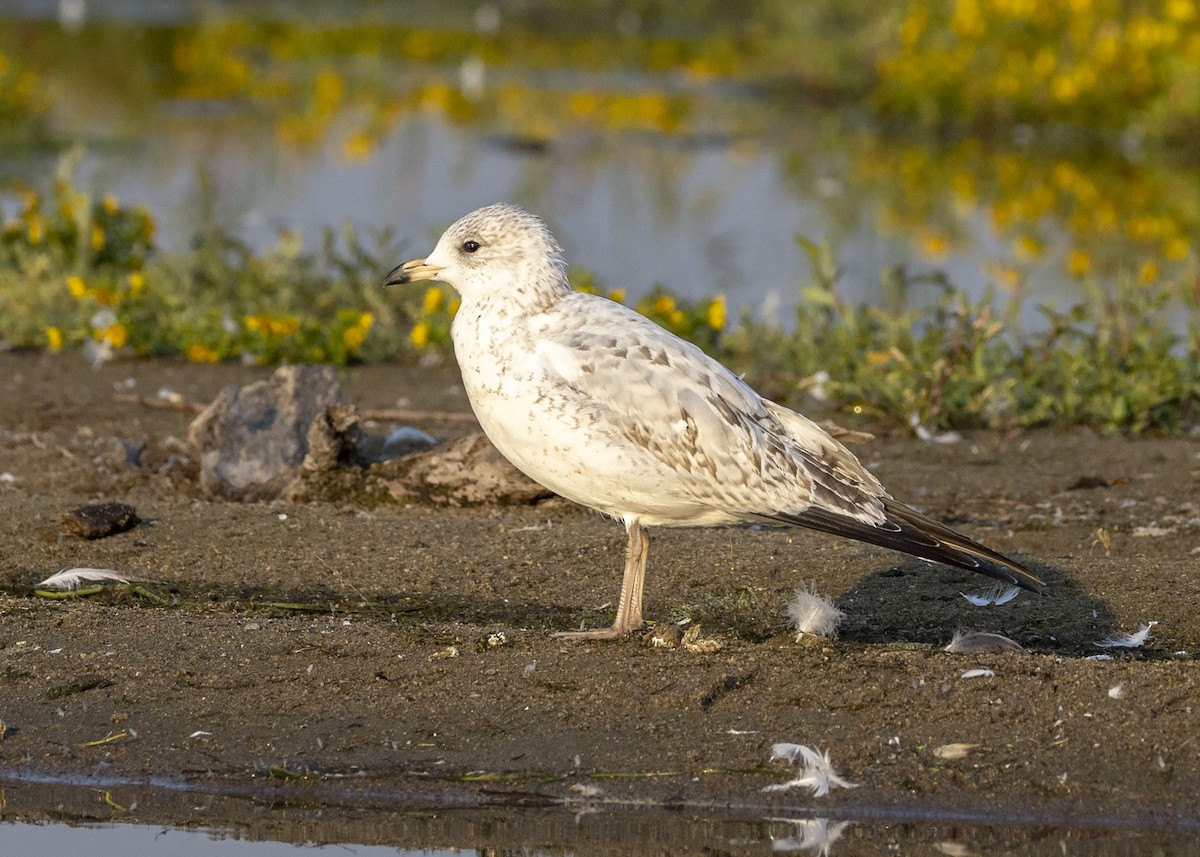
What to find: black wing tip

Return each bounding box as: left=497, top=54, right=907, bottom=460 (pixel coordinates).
left=775, top=501, right=1047, bottom=594
left=883, top=500, right=1046, bottom=593
left=973, top=555, right=1046, bottom=594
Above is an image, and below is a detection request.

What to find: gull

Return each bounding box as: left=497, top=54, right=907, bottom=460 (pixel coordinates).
left=385, top=204, right=1044, bottom=639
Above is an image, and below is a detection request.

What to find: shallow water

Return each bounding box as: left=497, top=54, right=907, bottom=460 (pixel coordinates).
left=4, top=821, right=458, bottom=857
left=3, top=778, right=1198, bottom=857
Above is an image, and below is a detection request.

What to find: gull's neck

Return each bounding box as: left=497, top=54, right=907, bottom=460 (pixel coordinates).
left=470, top=252, right=572, bottom=317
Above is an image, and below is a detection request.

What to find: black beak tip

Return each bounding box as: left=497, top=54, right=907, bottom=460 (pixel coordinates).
left=383, top=264, right=409, bottom=287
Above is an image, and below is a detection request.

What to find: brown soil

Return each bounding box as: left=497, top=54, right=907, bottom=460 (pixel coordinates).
left=1, top=350, right=1198, bottom=841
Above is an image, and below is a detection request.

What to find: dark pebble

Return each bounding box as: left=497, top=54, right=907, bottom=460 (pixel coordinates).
left=64, top=502, right=141, bottom=539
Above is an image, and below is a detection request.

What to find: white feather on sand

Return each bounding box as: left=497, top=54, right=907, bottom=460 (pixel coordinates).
left=765, top=743, right=858, bottom=796
left=786, top=583, right=845, bottom=640
left=1095, top=621, right=1157, bottom=648
left=36, top=568, right=144, bottom=591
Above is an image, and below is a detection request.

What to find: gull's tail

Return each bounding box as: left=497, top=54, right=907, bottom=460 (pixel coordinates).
left=776, top=499, right=1044, bottom=593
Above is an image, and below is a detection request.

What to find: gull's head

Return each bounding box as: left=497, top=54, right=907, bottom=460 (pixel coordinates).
left=385, top=203, right=569, bottom=309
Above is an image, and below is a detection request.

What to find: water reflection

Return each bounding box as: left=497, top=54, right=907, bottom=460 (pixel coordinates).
left=2, top=821, right=460, bottom=857
left=2, top=779, right=1198, bottom=857
left=0, top=2, right=1195, bottom=326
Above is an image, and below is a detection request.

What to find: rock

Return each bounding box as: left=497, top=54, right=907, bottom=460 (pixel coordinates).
left=64, top=502, right=141, bottom=539
left=187, top=365, right=342, bottom=501
left=373, top=432, right=551, bottom=506
left=301, top=403, right=362, bottom=473
left=186, top=366, right=543, bottom=506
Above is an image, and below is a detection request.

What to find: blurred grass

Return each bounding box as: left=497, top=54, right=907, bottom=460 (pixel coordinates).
left=1, top=158, right=1196, bottom=435
left=721, top=235, right=1199, bottom=434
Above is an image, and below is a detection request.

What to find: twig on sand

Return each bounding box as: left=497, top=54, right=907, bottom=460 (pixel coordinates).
left=112, top=392, right=204, bottom=413
left=112, top=392, right=477, bottom=424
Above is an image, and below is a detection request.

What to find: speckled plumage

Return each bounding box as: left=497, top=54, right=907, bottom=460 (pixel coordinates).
left=386, top=203, right=1043, bottom=638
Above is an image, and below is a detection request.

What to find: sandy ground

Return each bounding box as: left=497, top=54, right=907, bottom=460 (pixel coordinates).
left=1, top=350, right=1198, bottom=846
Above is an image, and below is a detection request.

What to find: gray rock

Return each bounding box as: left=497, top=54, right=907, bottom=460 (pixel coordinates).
left=373, top=432, right=550, bottom=506
left=188, top=365, right=342, bottom=501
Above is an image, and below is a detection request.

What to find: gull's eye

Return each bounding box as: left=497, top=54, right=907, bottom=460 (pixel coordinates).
left=462, top=240, right=481, bottom=253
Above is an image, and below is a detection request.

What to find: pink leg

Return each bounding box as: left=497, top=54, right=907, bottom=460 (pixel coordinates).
left=553, top=520, right=649, bottom=640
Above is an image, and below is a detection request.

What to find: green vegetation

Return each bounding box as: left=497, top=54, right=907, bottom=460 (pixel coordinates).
left=0, top=157, right=399, bottom=366
left=0, top=48, right=45, bottom=140
left=1, top=162, right=1195, bottom=435
left=723, top=238, right=1199, bottom=434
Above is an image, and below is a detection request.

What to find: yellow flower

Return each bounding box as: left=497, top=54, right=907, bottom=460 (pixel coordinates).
left=91, top=224, right=106, bottom=251
left=568, top=91, right=601, bottom=119
left=1137, top=260, right=1158, bottom=284
left=186, top=342, right=221, bottom=363
left=270, top=316, right=300, bottom=337
left=1067, top=248, right=1091, bottom=276
left=950, top=0, right=984, bottom=38
left=899, top=6, right=927, bottom=47
left=101, top=323, right=128, bottom=348
left=918, top=231, right=951, bottom=260
left=409, top=321, right=430, bottom=348
left=669, top=309, right=685, bottom=327
left=358, top=311, right=374, bottom=330
left=1015, top=235, right=1044, bottom=260
left=1032, top=48, right=1056, bottom=78
left=245, top=313, right=299, bottom=336
left=1164, top=236, right=1191, bottom=259
left=422, top=285, right=444, bottom=315
left=1051, top=73, right=1079, bottom=104
left=46, top=326, right=64, bottom=351
left=652, top=294, right=676, bottom=314
left=608, top=288, right=626, bottom=304
left=342, top=130, right=374, bottom=163
left=67, top=275, right=88, bottom=298
left=313, top=69, right=345, bottom=114
left=102, top=194, right=120, bottom=215
left=27, top=215, right=44, bottom=244
left=1167, top=0, right=1196, bottom=21
left=994, top=265, right=1022, bottom=290
left=343, top=325, right=366, bottom=351
left=706, top=295, right=727, bottom=330
left=448, top=298, right=461, bottom=318
left=128, top=272, right=146, bottom=295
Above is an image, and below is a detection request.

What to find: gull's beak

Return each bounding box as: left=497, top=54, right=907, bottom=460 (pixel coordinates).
left=384, top=258, right=444, bottom=286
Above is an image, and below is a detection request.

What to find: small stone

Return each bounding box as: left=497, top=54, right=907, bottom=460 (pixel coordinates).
left=46, top=674, right=114, bottom=699
left=934, top=742, right=980, bottom=760
left=647, top=622, right=682, bottom=648
left=64, top=502, right=140, bottom=540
